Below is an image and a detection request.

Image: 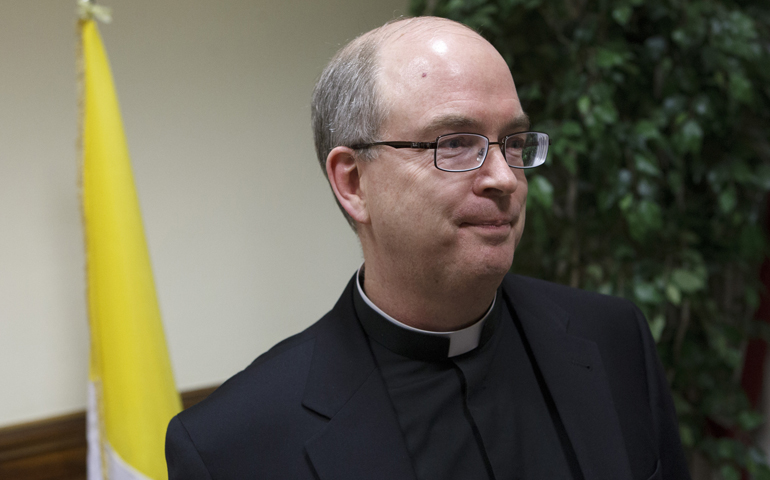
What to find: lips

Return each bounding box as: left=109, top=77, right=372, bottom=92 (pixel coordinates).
left=455, top=203, right=521, bottom=231
left=457, top=214, right=516, bottom=228
left=455, top=209, right=520, bottom=244
left=461, top=219, right=513, bottom=227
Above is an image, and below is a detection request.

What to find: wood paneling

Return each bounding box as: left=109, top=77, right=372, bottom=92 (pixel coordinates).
left=0, top=386, right=217, bottom=480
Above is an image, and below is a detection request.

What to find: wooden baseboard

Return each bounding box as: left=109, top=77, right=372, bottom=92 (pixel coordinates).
left=0, top=386, right=218, bottom=480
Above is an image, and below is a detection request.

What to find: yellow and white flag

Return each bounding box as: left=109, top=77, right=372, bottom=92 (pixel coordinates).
left=79, top=6, right=182, bottom=480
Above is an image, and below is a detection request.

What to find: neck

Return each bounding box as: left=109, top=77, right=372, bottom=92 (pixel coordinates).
left=360, top=260, right=501, bottom=332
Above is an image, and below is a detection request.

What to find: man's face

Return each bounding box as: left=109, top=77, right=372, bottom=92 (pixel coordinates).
left=357, top=25, right=528, bottom=291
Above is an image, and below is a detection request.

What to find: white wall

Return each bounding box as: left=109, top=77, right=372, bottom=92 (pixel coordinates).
left=0, top=0, right=407, bottom=428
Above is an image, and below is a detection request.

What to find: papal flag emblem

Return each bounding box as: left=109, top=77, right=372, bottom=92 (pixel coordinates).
left=79, top=2, right=182, bottom=479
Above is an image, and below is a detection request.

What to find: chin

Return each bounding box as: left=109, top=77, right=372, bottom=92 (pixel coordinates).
left=468, top=248, right=515, bottom=281
left=446, top=233, right=516, bottom=284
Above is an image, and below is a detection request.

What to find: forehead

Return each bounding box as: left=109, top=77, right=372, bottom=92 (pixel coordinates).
left=375, top=21, right=522, bottom=136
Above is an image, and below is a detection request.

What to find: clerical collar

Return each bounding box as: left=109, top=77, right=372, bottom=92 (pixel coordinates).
left=353, top=265, right=502, bottom=361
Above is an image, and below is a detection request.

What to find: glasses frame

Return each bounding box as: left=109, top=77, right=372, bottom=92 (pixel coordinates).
left=350, top=131, right=550, bottom=172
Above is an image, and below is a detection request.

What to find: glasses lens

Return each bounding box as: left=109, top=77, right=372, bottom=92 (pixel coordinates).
left=504, top=133, right=548, bottom=168
left=435, top=134, right=488, bottom=172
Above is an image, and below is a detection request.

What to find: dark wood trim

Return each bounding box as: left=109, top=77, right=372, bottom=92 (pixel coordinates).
left=0, top=385, right=218, bottom=480
left=180, top=385, right=218, bottom=410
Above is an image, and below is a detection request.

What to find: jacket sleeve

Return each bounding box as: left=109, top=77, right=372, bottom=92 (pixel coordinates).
left=634, top=305, right=692, bottom=480
left=166, top=414, right=213, bottom=480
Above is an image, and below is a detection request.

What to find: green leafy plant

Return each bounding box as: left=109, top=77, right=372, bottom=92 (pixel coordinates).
left=410, top=0, right=770, bottom=477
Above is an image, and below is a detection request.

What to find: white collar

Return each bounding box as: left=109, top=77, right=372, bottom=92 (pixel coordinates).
left=355, top=265, right=494, bottom=357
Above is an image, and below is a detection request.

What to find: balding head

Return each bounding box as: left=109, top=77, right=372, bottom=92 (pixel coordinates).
left=311, top=17, right=499, bottom=230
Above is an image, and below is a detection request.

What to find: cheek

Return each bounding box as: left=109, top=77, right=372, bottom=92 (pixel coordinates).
left=515, top=208, right=527, bottom=246
left=362, top=155, right=473, bottom=241
left=514, top=175, right=528, bottom=244
left=364, top=164, right=428, bottom=228
left=516, top=173, right=529, bottom=209
left=377, top=160, right=445, bottom=207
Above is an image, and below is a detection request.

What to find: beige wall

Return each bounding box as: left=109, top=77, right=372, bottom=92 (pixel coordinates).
left=0, top=0, right=407, bottom=427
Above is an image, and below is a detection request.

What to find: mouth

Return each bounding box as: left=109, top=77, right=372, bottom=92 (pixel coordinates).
left=459, top=219, right=514, bottom=234
left=459, top=216, right=515, bottom=227
left=455, top=200, right=522, bottom=237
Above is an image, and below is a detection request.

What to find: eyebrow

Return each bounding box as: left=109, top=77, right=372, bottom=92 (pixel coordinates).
left=503, top=114, right=531, bottom=133
left=419, top=113, right=531, bottom=138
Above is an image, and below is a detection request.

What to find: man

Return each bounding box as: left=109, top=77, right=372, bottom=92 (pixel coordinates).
left=166, top=16, right=690, bottom=480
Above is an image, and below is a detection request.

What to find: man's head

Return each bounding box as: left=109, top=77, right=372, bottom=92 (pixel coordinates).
left=312, top=17, right=530, bottom=306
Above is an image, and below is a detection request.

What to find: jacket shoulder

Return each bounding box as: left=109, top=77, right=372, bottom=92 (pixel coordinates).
left=504, top=273, right=634, bottom=312
left=502, top=273, right=655, bottom=390
left=176, top=312, right=328, bottom=426
left=503, top=273, right=645, bottom=334
left=167, top=313, right=336, bottom=477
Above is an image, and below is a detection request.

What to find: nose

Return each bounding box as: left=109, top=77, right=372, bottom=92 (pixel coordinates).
left=473, top=145, right=519, bottom=197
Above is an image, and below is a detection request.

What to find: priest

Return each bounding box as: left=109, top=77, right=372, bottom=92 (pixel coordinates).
left=166, top=16, right=690, bottom=480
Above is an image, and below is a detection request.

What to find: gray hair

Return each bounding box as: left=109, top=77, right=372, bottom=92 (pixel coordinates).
left=311, top=26, right=389, bottom=231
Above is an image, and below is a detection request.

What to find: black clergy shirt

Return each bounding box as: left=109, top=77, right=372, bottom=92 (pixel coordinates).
left=353, top=271, right=579, bottom=480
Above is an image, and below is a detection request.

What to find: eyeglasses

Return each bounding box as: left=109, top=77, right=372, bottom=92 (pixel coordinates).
left=350, top=132, right=550, bottom=172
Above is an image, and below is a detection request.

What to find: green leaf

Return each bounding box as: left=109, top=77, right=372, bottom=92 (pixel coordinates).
left=611, top=6, right=633, bottom=26
left=561, top=120, right=582, bottom=137
left=671, top=269, right=705, bottom=293
left=585, top=263, right=603, bottom=281
left=663, top=95, right=686, bottom=117
left=720, top=464, right=741, bottom=480
left=731, top=161, right=753, bottom=184
left=634, top=282, right=662, bottom=304
left=718, top=187, right=737, bottom=214
left=679, top=424, right=695, bottom=447
left=593, top=100, right=618, bottom=124
left=706, top=325, right=743, bottom=369
left=625, top=200, right=663, bottom=241
left=666, top=284, right=682, bottom=305
left=644, top=36, right=667, bottom=61
left=577, top=95, right=591, bottom=115
left=755, top=164, right=770, bottom=190
left=671, top=29, right=689, bottom=47
left=739, top=225, right=766, bottom=260
left=673, top=393, right=694, bottom=415
left=634, top=154, right=661, bottom=177
left=619, top=193, right=633, bottom=211
left=746, top=289, right=761, bottom=312
left=717, top=438, right=737, bottom=459
left=747, top=447, right=770, bottom=475
left=595, top=47, right=628, bottom=69
left=667, top=171, right=683, bottom=196
left=639, top=200, right=663, bottom=223
left=692, top=95, right=711, bottom=116
left=729, top=71, right=753, bottom=104
left=560, top=150, right=577, bottom=175
left=648, top=314, right=666, bottom=342
left=737, top=410, right=765, bottom=431
left=634, top=120, right=660, bottom=141
left=529, top=175, right=554, bottom=208
left=681, top=120, right=704, bottom=153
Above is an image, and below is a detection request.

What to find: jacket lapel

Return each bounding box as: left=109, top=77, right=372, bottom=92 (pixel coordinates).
left=503, top=275, right=634, bottom=480
left=301, top=274, right=634, bottom=480
left=302, top=278, right=417, bottom=480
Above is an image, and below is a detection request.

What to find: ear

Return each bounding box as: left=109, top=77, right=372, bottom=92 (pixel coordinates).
left=326, top=146, right=370, bottom=225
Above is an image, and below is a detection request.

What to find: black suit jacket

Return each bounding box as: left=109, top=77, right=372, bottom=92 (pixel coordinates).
left=166, top=274, right=690, bottom=480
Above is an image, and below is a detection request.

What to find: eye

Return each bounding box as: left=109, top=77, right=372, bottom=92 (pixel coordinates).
left=444, top=136, right=474, bottom=149
left=506, top=136, right=525, bottom=149
left=435, top=134, right=488, bottom=171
